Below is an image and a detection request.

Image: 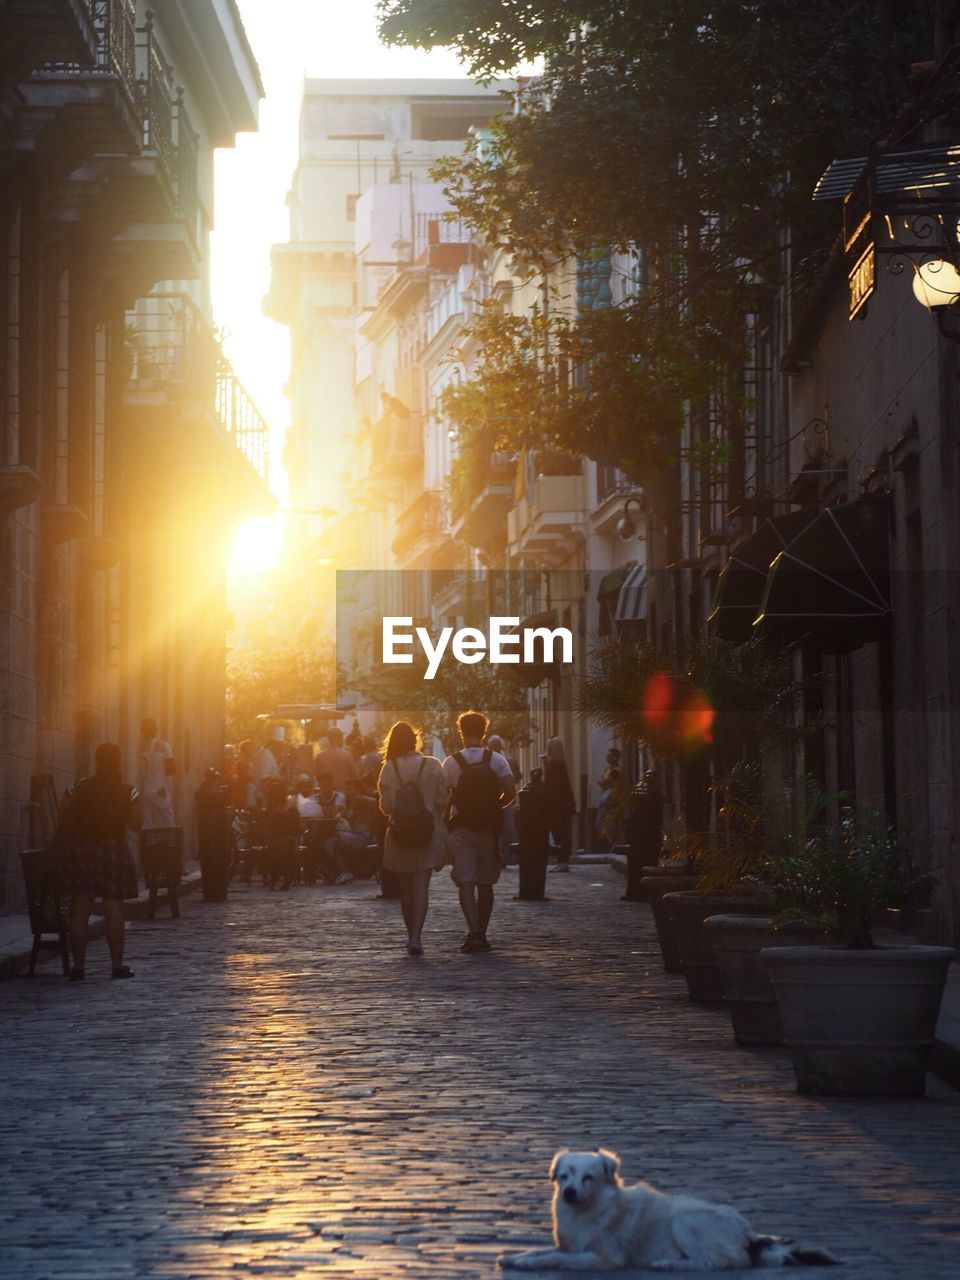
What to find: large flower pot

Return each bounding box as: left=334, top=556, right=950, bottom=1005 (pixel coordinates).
left=762, top=945, right=956, bottom=1096
left=705, top=915, right=827, bottom=1045
left=624, top=862, right=678, bottom=903
left=664, top=891, right=770, bottom=1004
left=642, top=874, right=697, bottom=972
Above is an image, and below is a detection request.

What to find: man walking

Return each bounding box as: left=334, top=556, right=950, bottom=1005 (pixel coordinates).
left=442, top=710, right=516, bottom=953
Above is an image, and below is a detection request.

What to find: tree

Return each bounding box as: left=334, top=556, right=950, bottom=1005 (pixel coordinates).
left=379, top=1, right=932, bottom=473
left=358, top=659, right=534, bottom=756
left=226, top=641, right=337, bottom=744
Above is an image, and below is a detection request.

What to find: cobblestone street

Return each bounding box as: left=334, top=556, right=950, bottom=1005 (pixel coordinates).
left=1, top=867, right=958, bottom=1279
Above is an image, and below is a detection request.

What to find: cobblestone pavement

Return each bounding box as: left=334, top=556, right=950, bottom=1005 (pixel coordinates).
left=1, top=868, right=958, bottom=1280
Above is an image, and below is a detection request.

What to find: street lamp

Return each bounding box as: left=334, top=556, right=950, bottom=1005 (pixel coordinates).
left=813, top=143, right=960, bottom=340
left=911, top=257, right=960, bottom=309
left=615, top=496, right=646, bottom=541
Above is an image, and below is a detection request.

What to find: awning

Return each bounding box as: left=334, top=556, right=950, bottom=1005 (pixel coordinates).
left=596, top=562, right=635, bottom=600
left=707, top=508, right=817, bottom=642
left=753, top=495, right=891, bottom=652
left=259, top=703, right=355, bottom=721
left=596, top=562, right=635, bottom=635
left=614, top=564, right=647, bottom=624
left=813, top=143, right=960, bottom=203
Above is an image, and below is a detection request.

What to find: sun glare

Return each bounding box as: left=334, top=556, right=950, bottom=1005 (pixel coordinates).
left=230, top=516, right=285, bottom=577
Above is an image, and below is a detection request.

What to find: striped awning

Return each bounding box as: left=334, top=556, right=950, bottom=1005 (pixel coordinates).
left=813, top=143, right=960, bottom=202
left=614, top=565, right=647, bottom=624
left=596, top=561, right=635, bottom=600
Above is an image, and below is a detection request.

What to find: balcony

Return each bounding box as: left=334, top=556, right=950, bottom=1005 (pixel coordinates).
left=508, top=473, right=586, bottom=565
left=125, top=291, right=270, bottom=486
left=391, top=489, right=448, bottom=567
left=449, top=451, right=517, bottom=551
left=20, top=0, right=141, bottom=162
left=431, top=570, right=482, bottom=622
left=19, top=1, right=197, bottom=255
left=366, top=409, right=422, bottom=495
left=0, top=0, right=99, bottom=80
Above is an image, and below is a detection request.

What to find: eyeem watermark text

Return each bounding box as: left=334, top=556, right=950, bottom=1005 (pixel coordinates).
left=382, top=616, right=574, bottom=680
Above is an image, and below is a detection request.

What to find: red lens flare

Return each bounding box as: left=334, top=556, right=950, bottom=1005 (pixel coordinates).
left=641, top=671, right=714, bottom=755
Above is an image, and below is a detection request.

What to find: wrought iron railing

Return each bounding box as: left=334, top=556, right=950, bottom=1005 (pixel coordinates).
left=31, top=1, right=196, bottom=225
left=137, top=13, right=175, bottom=188
left=127, top=292, right=269, bottom=483
left=215, top=361, right=270, bottom=483
left=413, top=212, right=472, bottom=259
left=596, top=464, right=636, bottom=503
left=102, top=0, right=135, bottom=85
left=392, top=490, right=446, bottom=559
left=37, top=0, right=137, bottom=97
left=174, top=91, right=198, bottom=224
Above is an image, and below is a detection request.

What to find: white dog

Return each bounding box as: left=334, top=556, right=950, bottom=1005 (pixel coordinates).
left=498, top=1150, right=839, bottom=1272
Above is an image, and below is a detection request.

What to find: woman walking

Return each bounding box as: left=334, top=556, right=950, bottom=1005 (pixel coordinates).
left=62, top=741, right=141, bottom=980
left=377, top=721, right=448, bottom=955
left=543, top=736, right=577, bottom=871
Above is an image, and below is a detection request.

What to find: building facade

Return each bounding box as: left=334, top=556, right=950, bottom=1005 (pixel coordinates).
left=0, top=0, right=271, bottom=908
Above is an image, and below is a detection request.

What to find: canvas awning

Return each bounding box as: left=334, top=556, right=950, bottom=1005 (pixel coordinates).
left=596, top=562, right=635, bottom=635
left=753, top=495, right=891, bottom=652
left=707, top=509, right=817, bottom=642
left=614, top=564, right=648, bottom=625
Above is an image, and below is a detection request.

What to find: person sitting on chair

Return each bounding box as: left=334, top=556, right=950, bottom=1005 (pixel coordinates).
left=305, top=773, right=354, bottom=885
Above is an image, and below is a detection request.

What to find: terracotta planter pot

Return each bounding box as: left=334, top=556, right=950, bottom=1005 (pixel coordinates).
left=642, top=874, right=697, bottom=972
left=762, top=944, right=956, bottom=1096
left=663, top=891, right=771, bottom=1003
left=705, top=915, right=827, bottom=1045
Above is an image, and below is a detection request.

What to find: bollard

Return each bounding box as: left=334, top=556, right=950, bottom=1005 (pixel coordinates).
left=622, top=778, right=663, bottom=901
left=195, top=771, right=230, bottom=903
left=516, top=781, right=549, bottom=900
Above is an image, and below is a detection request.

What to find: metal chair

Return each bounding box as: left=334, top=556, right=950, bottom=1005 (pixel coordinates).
left=20, top=848, right=71, bottom=976
left=139, top=826, right=183, bottom=918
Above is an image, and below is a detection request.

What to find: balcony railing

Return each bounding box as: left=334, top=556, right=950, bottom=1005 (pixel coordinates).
left=128, top=292, right=269, bottom=483
left=137, top=13, right=175, bottom=188
left=29, top=1, right=195, bottom=225
left=596, top=463, right=636, bottom=503
left=369, top=415, right=421, bottom=475
left=38, top=0, right=136, bottom=92
left=392, top=489, right=447, bottom=560
left=174, top=91, right=198, bottom=223
left=215, top=361, right=270, bottom=483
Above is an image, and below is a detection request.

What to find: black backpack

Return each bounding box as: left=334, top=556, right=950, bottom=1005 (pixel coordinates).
left=389, top=758, right=435, bottom=848
left=452, top=749, right=504, bottom=832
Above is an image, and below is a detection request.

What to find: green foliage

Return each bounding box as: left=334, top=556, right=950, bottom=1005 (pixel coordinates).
left=356, top=659, right=533, bottom=756
left=578, top=634, right=804, bottom=766
left=688, top=760, right=766, bottom=892
left=226, top=642, right=336, bottom=744
left=440, top=299, right=714, bottom=479
left=379, top=1, right=931, bottom=473
left=763, top=808, right=934, bottom=949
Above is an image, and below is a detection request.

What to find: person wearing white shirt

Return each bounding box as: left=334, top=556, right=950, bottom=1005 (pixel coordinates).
left=441, top=710, right=516, bottom=953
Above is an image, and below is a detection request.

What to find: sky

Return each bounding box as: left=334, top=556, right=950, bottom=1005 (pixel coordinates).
left=211, top=1, right=468, bottom=570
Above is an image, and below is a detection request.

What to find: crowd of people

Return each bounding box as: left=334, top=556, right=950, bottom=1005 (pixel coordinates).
left=52, top=710, right=638, bottom=974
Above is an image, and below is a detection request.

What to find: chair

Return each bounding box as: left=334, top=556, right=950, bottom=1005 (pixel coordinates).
left=20, top=848, right=71, bottom=976
left=139, top=826, right=183, bottom=918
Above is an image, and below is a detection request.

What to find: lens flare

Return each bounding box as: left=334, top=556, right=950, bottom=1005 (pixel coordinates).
left=641, top=671, right=714, bottom=755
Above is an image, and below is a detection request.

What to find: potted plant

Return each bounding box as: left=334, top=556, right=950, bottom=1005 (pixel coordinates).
left=705, top=775, right=833, bottom=1045
left=662, top=764, right=773, bottom=1003
left=760, top=810, right=954, bottom=1096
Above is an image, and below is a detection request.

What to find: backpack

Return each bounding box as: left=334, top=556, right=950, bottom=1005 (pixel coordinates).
left=389, top=758, right=435, bottom=848
left=452, top=749, right=504, bottom=832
